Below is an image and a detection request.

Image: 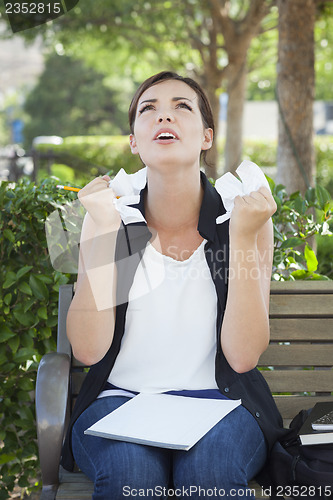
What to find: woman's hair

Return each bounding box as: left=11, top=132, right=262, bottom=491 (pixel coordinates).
left=128, top=71, right=215, bottom=165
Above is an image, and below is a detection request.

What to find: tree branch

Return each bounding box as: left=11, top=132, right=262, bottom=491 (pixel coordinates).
left=208, top=0, right=237, bottom=46
left=258, top=24, right=278, bottom=35
left=238, top=0, right=271, bottom=36
left=189, top=34, right=208, bottom=66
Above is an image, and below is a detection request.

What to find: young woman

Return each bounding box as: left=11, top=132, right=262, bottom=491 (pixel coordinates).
left=61, top=71, right=285, bottom=499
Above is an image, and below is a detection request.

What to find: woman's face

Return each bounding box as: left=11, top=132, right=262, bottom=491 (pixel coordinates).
left=129, top=79, right=213, bottom=172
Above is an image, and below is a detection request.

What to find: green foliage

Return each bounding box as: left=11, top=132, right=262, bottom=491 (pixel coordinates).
left=16, top=0, right=198, bottom=91
left=315, top=2, right=333, bottom=101
left=317, top=230, right=333, bottom=279
left=242, top=139, right=277, bottom=168
left=247, top=2, right=333, bottom=101
left=35, top=135, right=142, bottom=185
left=315, top=136, right=333, bottom=197
left=0, top=178, right=76, bottom=498
left=269, top=179, right=332, bottom=281
left=247, top=7, right=278, bottom=101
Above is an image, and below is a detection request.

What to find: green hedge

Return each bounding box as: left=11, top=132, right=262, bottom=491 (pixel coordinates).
left=269, top=178, right=332, bottom=280
left=0, top=178, right=76, bottom=498
left=315, top=136, right=333, bottom=196
left=34, top=135, right=142, bottom=186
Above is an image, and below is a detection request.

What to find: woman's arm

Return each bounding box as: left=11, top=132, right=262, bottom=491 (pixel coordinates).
left=66, top=177, right=121, bottom=366
left=220, top=187, right=276, bottom=373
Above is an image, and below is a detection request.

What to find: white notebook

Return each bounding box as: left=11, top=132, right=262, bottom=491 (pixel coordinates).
left=85, top=393, right=241, bottom=451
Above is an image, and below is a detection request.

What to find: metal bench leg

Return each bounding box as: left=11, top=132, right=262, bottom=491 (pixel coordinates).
left=36, top=352, right=70, bottom=499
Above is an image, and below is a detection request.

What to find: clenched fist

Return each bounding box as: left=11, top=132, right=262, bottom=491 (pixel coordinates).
left=229, top=186, right=277, bottom=241
left=78, top=175, right=121, bottom=227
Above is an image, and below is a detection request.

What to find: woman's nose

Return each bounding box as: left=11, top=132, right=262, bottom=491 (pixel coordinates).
left=157, top=111, right=174, bottom=123
left=158, top=116, right=171, bottom=123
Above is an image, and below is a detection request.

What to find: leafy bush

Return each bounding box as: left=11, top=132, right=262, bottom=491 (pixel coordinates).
left=241, top=138, right=333, bottom=280
left=315, top=136, right=333, bottom=197
left=243, top=139, right=277, bottom=168
left=269, top=178, right=332, bottom=280
left=317, top=230, right=333, bottom=279
left=0, top=177, right=76, bottom=499
left=34, top=135, right=142, bottom=185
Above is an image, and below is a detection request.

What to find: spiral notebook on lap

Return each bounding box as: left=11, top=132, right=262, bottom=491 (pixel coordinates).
left=85, top=393, right=241, bottom=451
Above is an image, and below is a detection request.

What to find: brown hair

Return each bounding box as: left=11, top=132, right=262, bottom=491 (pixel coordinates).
left=128, top=71, right=215, bottom=165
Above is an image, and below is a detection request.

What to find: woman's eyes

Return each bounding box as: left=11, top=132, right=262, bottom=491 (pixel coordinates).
left=176, top=102, right=193, bottom=111
left=139, top=104, right=154, bottom=113
left=138, top=102, right=193, bottom=114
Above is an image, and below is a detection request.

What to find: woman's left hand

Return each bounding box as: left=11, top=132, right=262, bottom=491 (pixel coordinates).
left=229, top=186, right=277, bottom=242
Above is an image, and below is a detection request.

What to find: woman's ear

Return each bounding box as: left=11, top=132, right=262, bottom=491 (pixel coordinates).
left=129, top=134, right=138, bottom=155
left=201, top=128, right=213, bottom=151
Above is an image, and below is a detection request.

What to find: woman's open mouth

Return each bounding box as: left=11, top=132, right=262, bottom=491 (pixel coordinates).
left=154, top=129, right=179, bottom=144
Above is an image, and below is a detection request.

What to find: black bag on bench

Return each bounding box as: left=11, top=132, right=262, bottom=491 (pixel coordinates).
left=259, top=409, right=333, bottom=499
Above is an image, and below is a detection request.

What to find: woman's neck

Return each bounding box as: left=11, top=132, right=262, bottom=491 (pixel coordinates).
left=144, top=167, right=203, bottom=233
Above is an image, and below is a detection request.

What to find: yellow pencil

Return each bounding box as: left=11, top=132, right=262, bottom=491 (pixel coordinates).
left=56, top=184, right=81, bottom=192
left=56, top=184, right=121, bottom=198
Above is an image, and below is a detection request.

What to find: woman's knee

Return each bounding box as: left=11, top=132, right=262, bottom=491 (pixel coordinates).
left=73, top=436, right=171, bottom=499
left=93, top=463, right=170, bottom=500
left=172, top=407, right=267, bottom=498
left=173, top=451, right=246, bottom=491
left=172, top=463, right=254, bottom=500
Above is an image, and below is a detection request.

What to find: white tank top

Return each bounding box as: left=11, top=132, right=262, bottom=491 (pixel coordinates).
left=108, top=238, right=219, bottom=392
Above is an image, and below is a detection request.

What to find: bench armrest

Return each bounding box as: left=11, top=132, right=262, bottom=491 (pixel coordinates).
left=36, top=352, right=71, bottom=494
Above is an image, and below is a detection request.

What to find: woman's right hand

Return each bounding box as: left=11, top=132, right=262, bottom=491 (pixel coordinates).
left=78, top=175, right=121, bottom=227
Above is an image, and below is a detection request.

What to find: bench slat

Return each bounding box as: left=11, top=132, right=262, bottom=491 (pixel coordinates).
left=57, top=486, right=93, bottom=500
left=270, top=318, right=333, bottom=341
left=270, top=281, right=333, bottom=293
left=59, top=469, right=92, bottom=483
left=269, top=294, right=333, bottom=317
left=57, top=470, right=94, bottom=499
left=72, top=357, right=88, bottom=368
left=261, top=369, right=333, bottom=392
left=274, top=395, right=333, bottom=419
left=71, top=372, right=86, bottom=396
left=259, top=344, right=333, bottom=366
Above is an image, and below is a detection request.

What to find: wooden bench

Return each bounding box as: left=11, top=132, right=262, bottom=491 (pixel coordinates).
left=35, top=281, right=333, bottom=499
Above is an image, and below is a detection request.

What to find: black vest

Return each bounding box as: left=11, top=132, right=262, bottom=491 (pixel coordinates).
left=61, top=171, right=286, bottom=472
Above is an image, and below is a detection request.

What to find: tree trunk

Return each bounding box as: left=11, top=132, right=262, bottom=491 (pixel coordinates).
left=276, top=0, right=316, bottom=195
left=225, top=60, right=247, bottom=173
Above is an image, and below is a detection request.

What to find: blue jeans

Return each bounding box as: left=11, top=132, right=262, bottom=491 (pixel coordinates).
left=72, top=396, right=267, bottom=500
